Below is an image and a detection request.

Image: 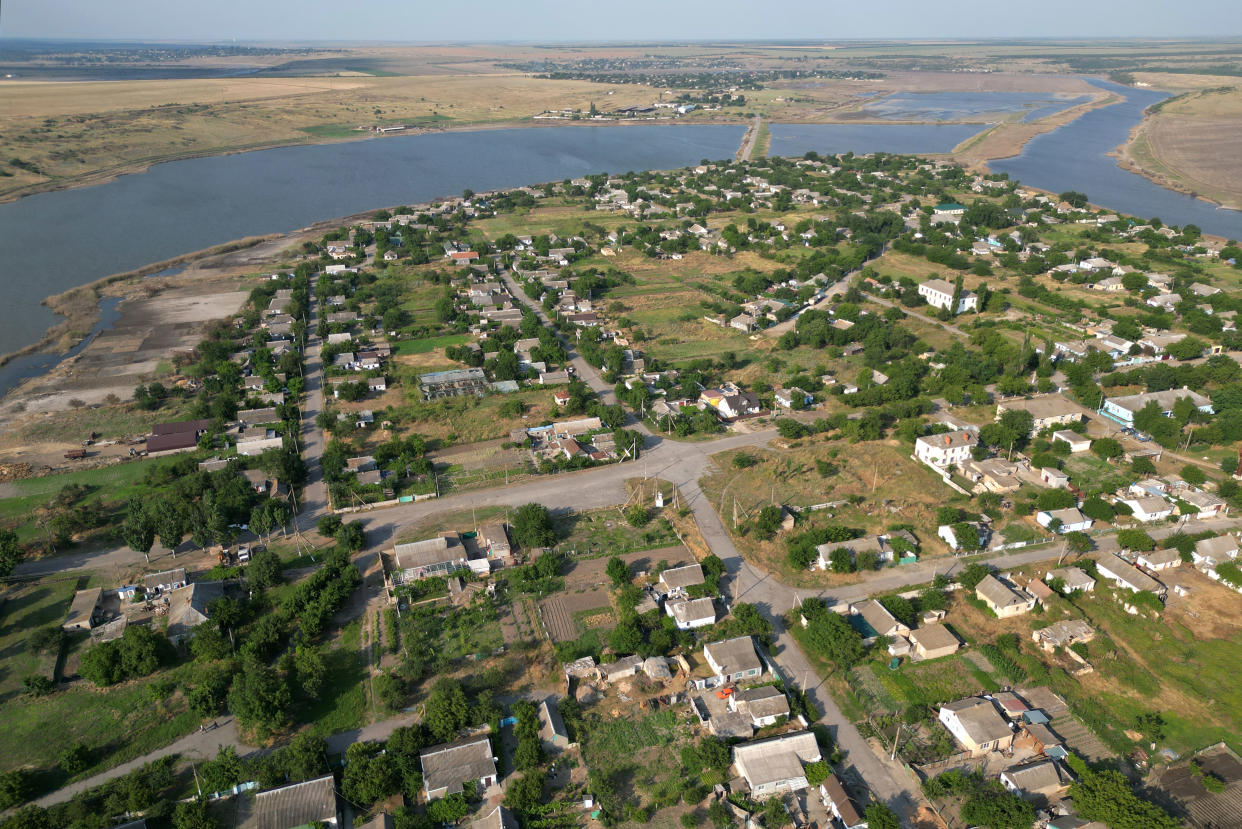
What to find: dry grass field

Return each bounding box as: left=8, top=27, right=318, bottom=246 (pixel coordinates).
left=1121, top=84, right=1242, bottom=209
left=0, top=72, right=657, bottom=199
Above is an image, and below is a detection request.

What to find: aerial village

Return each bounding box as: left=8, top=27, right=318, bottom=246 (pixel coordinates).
left=5, top=149, right=1242, bottom=829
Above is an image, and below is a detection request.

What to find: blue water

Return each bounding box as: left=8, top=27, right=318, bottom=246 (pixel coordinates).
left=767, top=123, right=984, bottom=157
left=862, top=91, right=1092, bottom=123
left=0, top=125, right=745, bottom=357
left=0, top=296, right=123, bottom=399
left=992, top=79, right=1242, bottom=239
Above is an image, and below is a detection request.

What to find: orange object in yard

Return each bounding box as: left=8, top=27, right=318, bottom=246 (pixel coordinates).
left=716, top=687, right=735, bottom=699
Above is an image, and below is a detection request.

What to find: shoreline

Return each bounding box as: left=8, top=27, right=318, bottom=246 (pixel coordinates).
left=0, top=234, right=283, bottom=372
left=0, top=116, right=756, bottom=206
left=1108, top=117, right=1242, bottom=213
left=0, top=109, right=1100, bottom=208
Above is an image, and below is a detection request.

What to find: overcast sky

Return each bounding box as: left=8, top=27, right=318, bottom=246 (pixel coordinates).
left=3, top=0, right=1241, bottom=42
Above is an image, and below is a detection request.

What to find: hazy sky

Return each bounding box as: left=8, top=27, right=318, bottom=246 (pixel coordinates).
left=4, top=0, right=1242, bottom=42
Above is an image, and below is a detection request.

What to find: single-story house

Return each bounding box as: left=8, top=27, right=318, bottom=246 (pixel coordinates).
left=774, top=387, right=813, bottom=409
left=165, top=581, right=225, bottom=644
left=420, top=736, right=499, bottom=800
left=1033, top=619, right=1095, bottom=653
left=598, top=655, right=643, bottom=684
left=1052, top=430, right=1092, bottom=453
left=1180, top=489, right=1228, bottom=517
left=820, top=773, right=867, bottom=829
left=732, top=731, right=821, bottom=798
left=668, top=597, right=717, bottom=630
left=976, top=574, right=1036, bottom=617
left=1046, top=567, right=1096, bottom=592
left=995, top=395, right=1083, bottom=434
left=1193, top=534, right=1239, bottom=566
left=476, top=523, right=511, bottom=561
left=657, top=563, right=705, bottom=598
left=1136, top=548, right=1182, bottom=572
left=850, top=599, right=910, bottom=639
left=1121, top=496, right=1174, bottom=523
left=1000, top=759, right=1073, bottom=805
left=908, top=623, right=961, bottom=660
left=235, top=774, right=340, bottom=828
left=472, top=806, right=518, bottom=829
left=939, top=697, right=1015, bottom=756
left=393, top=533, right=468, bottom=580
left=64, top=588, right=104, bottom=631
left=729, top=685, right=791, bottom=728
left=1040, top=467, right=1071, bottom=489
left=1097, top=553, right=1167, bottom=597
left=538, top=698, right=571, bottom=752
left=938, top=522, right=988, bottom=551
left=1036, top=508, right=1092, bottom=534
left=143, top=567, right=187, bottom=594
left=703, top=636, right=764, bottom=687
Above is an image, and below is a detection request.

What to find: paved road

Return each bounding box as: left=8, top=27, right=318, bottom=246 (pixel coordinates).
left=500, top=272, right=629, bottom=413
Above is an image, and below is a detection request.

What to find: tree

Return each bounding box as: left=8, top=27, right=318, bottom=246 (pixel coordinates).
left=1130, top=456, right=1157, bottom=477
left=957, top=562, right=992, bottom=590
left=342, top=742, right=401, bottom=808
left=0, top=528, right=23, bottom=578
left=1066, top=754, right=1179, bottom=829
left=227, top=659, right=292, bottom=739
left=316, top=514, right=343, bottom=537
left=247, top=547, right=283, bottom=590
left=504, top=772, right=544, bottom=818
left=122, top=499, right=156, bottom=562
left=1181, top=464, right=1207, bottom=486
left=864, top=803, right=901, bottom=829
left=423, top=679, right=471, bottom=743
left=605, top=556, right=629, bottom=588
left=625, top=504, right=649, bottom=528
left=336, top=521, right=366, bottom=552
left=1092, top=437, right=1123, bottom=460
left=1116, top=529, right=1156, bottom=552
left=960, top=780, right=1035, bottom=829
left=0, top=769, right=32, bottom=809
left=58, top=743, right=90, bottom=776
left=512, top=503, right=556, bottom=548
left=1065, top=531, right=1093, bottom=554
left=173, top=798, right=219, bottom=829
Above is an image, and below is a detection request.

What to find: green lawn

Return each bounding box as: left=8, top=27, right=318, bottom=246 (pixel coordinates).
left=0, top=580, right=78, bottom=697
left=394, top=333, right=472, bottom=356
left=0, top=457, right=173, bottom=542
left=0, top=663, right=200, bottom=779
left=877, top=652, right=999, bottom=710
left=304, top=620, right=370, bottom=738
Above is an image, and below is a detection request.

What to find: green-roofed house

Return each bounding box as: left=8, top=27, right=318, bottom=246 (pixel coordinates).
left=936, top=202, right=967, bottom=214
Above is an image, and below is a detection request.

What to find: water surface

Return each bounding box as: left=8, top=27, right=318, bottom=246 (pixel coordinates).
left=0, top=125, right=745, bottom=357
left=862, top=91, right=1092, bottom=123
left=768, top=123, right=984, bottom=157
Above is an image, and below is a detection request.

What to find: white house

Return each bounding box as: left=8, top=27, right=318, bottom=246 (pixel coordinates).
left=728, top=685, right=791, bottom=728
left=939, top=522, right=987, bottom=551
left=667, top=597, right=716, bottom=630
left=938, top=698, right=1015, bottom=757
left=732, top=731, right=821, bottom=798
left=1046, top=566, right=1096, bottom=592
left=915, top=430, right=977, bottom=470
left=1193, top=534, right=1239, bottom=566
left=1121, top=496, right=1174, bottom=523
left=1136, top=548, right=1182, bottom=572
left=1101, top=387, right=1214, bottom=427
left=1052, top=430, right=1092, bottom=453
left=1036, top=508, right=1092, bottom=534
left=918, top=278, right=978, bottom=313
left=1097, top=553, right=1166, bottom=597
left=703, top=636, right=764, bottom=687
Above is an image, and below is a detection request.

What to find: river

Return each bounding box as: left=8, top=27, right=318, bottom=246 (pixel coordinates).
left=991, top=79, right=1242, bottom=239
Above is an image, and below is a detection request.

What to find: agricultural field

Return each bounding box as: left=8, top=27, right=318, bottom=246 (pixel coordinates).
left=1123, top=84, right=1242, bottom=209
